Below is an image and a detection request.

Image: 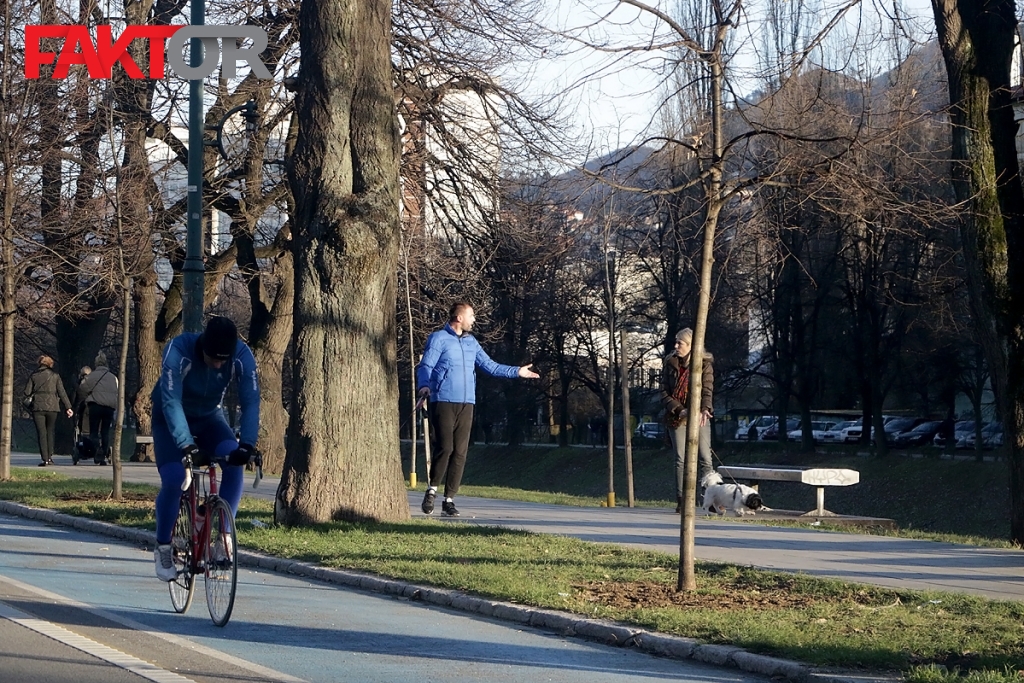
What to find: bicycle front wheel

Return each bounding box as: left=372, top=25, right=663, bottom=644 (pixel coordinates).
left=168, top=495, right=196, bottom=614
left=204, top=497, right=237, bottom=627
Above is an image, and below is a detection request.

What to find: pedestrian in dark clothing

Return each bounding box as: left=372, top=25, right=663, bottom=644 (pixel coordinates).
left=23, top=355, right=74, bottom=466
left=75, top=366, right=92, bottom=430
left=661, top=328, right=714, bottom=513
left=416, top=302, right=539, bottom=517
left=939, top=413, right=956, bottom=454
left=76, top=352, right=119, bottom=465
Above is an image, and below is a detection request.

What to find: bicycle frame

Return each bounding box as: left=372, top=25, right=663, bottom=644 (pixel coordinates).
left=182, top=459, right=220, bottom=573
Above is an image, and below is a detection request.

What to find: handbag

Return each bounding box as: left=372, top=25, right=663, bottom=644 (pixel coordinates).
left=22, top=395, right=33, bottom=411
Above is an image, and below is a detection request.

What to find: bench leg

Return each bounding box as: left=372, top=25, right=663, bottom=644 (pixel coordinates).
left=816, top=487, right=825, bottom=516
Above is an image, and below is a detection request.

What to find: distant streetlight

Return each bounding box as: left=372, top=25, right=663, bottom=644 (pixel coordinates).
left=182, top=92, right=258, bottom=332
left=207, top=100, right=260, bottom=160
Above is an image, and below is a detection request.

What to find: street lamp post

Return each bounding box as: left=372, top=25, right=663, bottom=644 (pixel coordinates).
left=182, top=0, right=207, bottom=334
left=182, top=47, right=258, bottom=332
left=604, top=246, right=617, bottom=508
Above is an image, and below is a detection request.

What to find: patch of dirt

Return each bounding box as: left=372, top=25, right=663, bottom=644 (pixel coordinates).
left=574, top=580, right=820, bottom=610
left=56, top=492, right=153, bottom=505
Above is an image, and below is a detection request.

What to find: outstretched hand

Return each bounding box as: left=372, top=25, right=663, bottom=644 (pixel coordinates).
left=518, top=364, right=540, bottom=379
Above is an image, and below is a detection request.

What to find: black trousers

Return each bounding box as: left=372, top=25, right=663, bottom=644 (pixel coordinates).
left=428, top=401, right=474, bottom=497
left=33, top=411, right=58, bottom=462
left=88, top=404, right=116, bottom=458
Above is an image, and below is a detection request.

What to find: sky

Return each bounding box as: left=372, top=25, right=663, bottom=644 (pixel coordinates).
left=529, top=0, right=939, bottom=160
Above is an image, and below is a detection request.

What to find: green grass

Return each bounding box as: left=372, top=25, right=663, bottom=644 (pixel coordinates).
left=906, top=665, right=1024, bottom=682
left=3, top=468, right=1024, bottom=675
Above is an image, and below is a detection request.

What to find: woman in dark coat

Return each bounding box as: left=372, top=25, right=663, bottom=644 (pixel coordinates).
left=661, top=328, right=714, bottom=512
left=23, top=355, right=74, bottom=466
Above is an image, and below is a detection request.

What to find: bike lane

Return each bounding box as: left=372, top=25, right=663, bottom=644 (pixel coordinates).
left=0, top=512, right=770, bottom=683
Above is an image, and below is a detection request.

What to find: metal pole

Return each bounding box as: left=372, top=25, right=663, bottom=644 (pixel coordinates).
left=620, top=328, right=634, bottom=507
left=182, top=0, right=205, bottom=333
left=604, top=248, right=615, bottom=508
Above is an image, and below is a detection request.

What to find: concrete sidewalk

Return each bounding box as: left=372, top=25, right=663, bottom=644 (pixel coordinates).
left=9, top=450, right=1024, bottom=602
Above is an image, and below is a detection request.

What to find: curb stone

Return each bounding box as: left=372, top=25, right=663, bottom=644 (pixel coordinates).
left=0, top=499, right=902, bottom=683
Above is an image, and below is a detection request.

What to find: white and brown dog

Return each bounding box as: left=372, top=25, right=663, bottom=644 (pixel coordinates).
left=700, top=471, right=764, bottom=516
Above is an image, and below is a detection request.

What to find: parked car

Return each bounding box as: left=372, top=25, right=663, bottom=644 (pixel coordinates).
left=961, top=422, right=1004, bottom=449
left=841, top=421, right=871, bottom=443
left=891, top=420, right=943, bottom=448
left=933, top=420, right=975, bottom=448
left=842, top=415, right=899, bottom=443
left=787, top=421, right=838, bottom=443
left=635, top=422, right=667, bottom=440
left=761, top=418, right=800, bottom=440
left=879, top=417, right=926, bottom=444
left=735, top=415, right=777, bottom=441
left=822, top=420, right=858, bottom=443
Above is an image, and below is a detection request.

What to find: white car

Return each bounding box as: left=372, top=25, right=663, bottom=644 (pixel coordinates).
left=735, top=416, right=777, bottom=441
left=841, top=415, right=898, bottom=443
left=787, top=421, right=837, bottom=443
left=635, top=422, right=667, bottom=440
left=821, top=420, right=858, bottom=443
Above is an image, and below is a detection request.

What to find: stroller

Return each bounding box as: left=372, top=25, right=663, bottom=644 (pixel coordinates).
left=72, top=415, right=103, bottom=465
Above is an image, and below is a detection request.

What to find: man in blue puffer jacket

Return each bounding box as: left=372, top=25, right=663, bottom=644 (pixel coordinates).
left=416, top=302, right=539, bottom=516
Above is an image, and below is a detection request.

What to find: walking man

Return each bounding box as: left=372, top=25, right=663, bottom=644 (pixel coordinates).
left=416, top=302, right=539, bottom=516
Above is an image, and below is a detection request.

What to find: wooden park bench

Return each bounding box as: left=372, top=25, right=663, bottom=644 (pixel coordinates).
left=716, top=465, right=860, bottom=517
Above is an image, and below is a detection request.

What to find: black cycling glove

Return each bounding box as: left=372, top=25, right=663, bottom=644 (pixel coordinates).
left=227, top=443, right=256, bottom=467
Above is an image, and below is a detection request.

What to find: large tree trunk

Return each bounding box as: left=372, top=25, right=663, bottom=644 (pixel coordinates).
left=131, top=268, right=159, bottom=462
left=251, top=248, right=293, bottom=474
left=276, top=0, right=408, bottom=524
left=931, top=0, right=1024, bottom=542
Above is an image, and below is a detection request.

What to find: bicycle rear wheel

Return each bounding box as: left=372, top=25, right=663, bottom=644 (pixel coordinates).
left=168, top=495, right=196, bottom=614
left=204, top=497, right=237, bottom=627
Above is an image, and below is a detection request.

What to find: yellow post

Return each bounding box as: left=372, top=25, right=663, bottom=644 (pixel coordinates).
left=607, top=491, right=615, bottom=508
left=409, top=471, right=417, bottom=488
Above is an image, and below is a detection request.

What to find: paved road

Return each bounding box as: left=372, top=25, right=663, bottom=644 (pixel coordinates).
left=0, top=511, right=771, bottom=683
left=10, top=450, right=1024, bottom=602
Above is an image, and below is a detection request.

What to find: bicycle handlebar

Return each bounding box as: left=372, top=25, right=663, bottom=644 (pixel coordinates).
left=179, top=449, right=264, bottom=492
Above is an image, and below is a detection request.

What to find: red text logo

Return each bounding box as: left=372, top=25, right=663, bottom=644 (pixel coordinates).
left=24, top=25, right=272, bottom=80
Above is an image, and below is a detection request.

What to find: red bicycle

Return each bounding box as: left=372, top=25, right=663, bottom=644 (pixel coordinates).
left=168, top=448, right=262, bottom=627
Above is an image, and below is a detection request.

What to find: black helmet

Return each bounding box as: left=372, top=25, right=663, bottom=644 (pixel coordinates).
left=199, top=316, right=238, bottom=360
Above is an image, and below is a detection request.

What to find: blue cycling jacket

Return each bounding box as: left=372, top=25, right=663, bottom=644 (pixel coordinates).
left=415, top=324, right=519, bottom=404
left=151, top=332, right=261, bottom=450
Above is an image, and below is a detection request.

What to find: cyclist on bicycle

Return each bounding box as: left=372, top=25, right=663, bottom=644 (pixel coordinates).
left=152, top=316, right=260, bottom=581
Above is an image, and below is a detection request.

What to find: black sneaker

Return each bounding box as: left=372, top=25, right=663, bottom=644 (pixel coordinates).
left=441, top=500, right=460, bottom=517
left=421, top=490, right=436, bottom=515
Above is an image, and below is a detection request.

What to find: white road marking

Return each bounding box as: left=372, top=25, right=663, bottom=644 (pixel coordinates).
left=0, top=600, right=197, bottom=683
left=0, top=572, right=308, bottom=683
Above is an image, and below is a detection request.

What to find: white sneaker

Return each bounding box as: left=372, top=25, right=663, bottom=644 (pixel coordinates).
left=154, top=544, right=177, bottom=581
left=211, top=533, right=231, bottom=565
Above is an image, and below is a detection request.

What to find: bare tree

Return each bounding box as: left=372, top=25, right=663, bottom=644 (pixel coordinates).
left=929, top=0, right=1024, bottom=543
